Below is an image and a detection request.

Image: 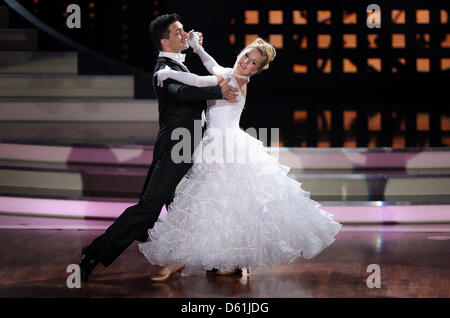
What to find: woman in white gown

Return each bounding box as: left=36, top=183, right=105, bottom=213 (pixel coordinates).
left=138, top=35, right=342, bottom=281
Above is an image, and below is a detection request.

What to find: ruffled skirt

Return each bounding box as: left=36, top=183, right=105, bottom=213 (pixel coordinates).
left=139, top=128, right=342, bottom=276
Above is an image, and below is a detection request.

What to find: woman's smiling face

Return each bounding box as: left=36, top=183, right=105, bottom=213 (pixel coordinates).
left=234, top=48, right=263, bottom=77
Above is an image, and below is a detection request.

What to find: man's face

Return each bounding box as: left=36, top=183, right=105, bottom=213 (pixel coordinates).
left=162, top=21, right=189, bottom=53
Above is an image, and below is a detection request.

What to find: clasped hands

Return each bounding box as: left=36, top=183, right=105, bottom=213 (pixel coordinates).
left=153, top=30, right=239, bottom=103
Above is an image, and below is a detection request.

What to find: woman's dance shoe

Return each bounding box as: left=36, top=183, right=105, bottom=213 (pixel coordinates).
left=150, top=264, right=185, bottom=282
left=239, top=268, right=250, bottom=285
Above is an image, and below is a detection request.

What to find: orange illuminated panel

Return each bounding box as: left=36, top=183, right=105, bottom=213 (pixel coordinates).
left=416, top=33, right=430, bottom=48
left=416, top=9, right=430, bottom=24
left=393, top=136, right=405, bottom=148
left=392, top=58, right=406, bottom=73
left=368, top=136, right=377, bottom=148
left=416, top=113, right=429, bottom=131
left=400, top=118, right=405, bottom=131
left=293, top=110, right=307, bottom=123
left=269, top=34, right=283, bottom=48
left=230, top=17, right=235, bottom=24
left=245, top=10, right=259, bottom=24
left=293, top=64, right=308, bottom=73
left=318, top=141, right=331, bottom=148
left=293, top=10, right=307, bottom=24
left=367, top=34, right=380, bottom=48
left=317, top=10, right=331, bottom=24
left=344, top=138, right=357, bottom=148
left=441, top=34, right=450, bottom=48
left=343, top=34, right=357, bottom=48
left=441, top=10, right=449, bottom=24
left=293, top=34, right=307, bottom=49
left=317, top=59, right=332, bottom=73
left=393, top=112, right=405, bottom=131
left=269, top=10, right=283, bottom=24
left=441, top=136, right=450, bottom=146
left=271, top=140, right=284, bottom=147
left=392, top=34, right=406, bottom=48
left=368, top=58, right=382, bottom=72
left=442, top=115, right=450, bottom=131
left=245, top=34, right=258, bottom=45
left=392, top=9, right=406, bottom=24
left=368, top=112, right=381, bottom=131
left=441, top=58, right=450, bottom=71
left=229, top=34, right=235, bottom=45
left=317, top=110, right=331, bottom=131
left=299, top=35, right=307, bottom=49
left=343, top=11, right=357, bottom=24
left=343, top=58, right=357, bottom=73
left=416, top=58, right=430, bottom=72
left=317, top=34, right=331, bottom=49
left=343, top=111, right=357, bottom=131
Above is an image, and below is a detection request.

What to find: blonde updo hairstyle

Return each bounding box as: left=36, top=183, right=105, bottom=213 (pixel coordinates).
left=243, top=38, right=276, bottom=72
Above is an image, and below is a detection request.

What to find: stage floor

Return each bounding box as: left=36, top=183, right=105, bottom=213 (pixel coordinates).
left=0, top=225, right=449, bottom=298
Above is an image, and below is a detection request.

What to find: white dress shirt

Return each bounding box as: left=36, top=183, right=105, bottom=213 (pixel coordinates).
left=158, top=51, right=189, bottom=72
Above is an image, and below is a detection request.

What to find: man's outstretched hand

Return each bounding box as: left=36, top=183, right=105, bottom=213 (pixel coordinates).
left=219, top=78, right=239, bottom=103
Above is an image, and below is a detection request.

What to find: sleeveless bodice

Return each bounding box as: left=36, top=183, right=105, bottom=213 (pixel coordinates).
left=205, top=72, right=245, bottom=131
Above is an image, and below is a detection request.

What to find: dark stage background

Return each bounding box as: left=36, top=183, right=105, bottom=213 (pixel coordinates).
left=4, top=0, right=450, bottom=148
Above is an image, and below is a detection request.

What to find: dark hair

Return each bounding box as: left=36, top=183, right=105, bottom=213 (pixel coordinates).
left=149, top=13, right=181, bottom=51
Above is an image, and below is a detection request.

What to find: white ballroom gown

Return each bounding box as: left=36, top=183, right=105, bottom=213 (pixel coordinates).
left=139, top=57, right=342, bottom=276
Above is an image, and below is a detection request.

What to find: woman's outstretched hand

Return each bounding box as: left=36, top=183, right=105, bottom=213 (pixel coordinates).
left=187, top=31, right=203, bottom=53
left=154, top=65, right=172, bottom=87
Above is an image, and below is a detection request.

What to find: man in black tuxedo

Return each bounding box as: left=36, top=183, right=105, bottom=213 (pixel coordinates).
left=79, top=13, right=238, bottom=281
